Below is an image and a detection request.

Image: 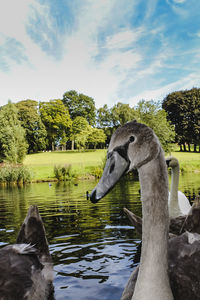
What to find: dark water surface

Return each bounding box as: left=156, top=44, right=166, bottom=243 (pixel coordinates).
left=0, top=173, right=199, bottom=300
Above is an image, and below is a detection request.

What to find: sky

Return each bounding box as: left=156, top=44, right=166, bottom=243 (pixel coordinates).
left=0, top=0, right=200, bottom=108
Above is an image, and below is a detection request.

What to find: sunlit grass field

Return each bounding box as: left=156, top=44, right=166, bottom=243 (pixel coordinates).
left=24, top=150, right=107, bottom=181
left=24, top=148, right=200, bottom=181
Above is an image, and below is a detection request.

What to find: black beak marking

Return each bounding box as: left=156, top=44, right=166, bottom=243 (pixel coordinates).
left=89, top=190, right=99, bottom=204
left=166, top=159, right=171, bottom=168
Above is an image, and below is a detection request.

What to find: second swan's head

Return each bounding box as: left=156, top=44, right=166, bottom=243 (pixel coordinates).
left=166, top=156, right=179, bottom=169
left=89, top=120, right=161, bottom=203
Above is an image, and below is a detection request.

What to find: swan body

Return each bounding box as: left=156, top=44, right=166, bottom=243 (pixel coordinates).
left=0, top=205, right=54, bottom=300
left=88, top=120, right=200, bottom=300
left=166, top=156, right=191, bottom=218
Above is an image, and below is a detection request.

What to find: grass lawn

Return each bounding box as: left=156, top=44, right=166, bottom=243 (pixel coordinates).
left=24, top=150, right=107, bottom=181
left=24, top=148, right=200, bottom=181
left=169, top=150, right=200, bottom=172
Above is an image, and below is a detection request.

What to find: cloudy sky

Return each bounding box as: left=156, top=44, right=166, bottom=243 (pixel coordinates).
left=0, top=0, right=200, bottom=108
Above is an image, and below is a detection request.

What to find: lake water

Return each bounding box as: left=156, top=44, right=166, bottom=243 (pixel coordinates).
left=0, top=172, right=199, bottom=300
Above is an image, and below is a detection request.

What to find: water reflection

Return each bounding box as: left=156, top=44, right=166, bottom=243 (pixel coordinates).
left=0, top=173, right=199, bottom=300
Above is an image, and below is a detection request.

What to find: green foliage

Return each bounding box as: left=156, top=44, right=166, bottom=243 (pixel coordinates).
left=97, top=104, right=113, bottom=127
left=71, top=116, right=89, bottom=150
left=54, top=164, right=75, bottom=181
left=39, top=99, right=72, bottom=150
left=97, top=102, right=137, bottom=145
left=0, top=102, right=28, bottom=163
left=135, top=100, right=175, bottom=153
left=62, top=90, right=96, bottom=125
left=16, top=100, right=47, bottom=153
left=111, top=102, right=137, bottom=126
left=86, top=128, right=106, bottom=148
left=89, top=166, right=103, bottom=178
left=162, top=88, right=200, bottom=151
left=0, top=164, right=31, bottom=185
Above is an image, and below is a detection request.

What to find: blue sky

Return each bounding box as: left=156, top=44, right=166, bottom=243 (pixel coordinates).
left=0, top=0, right=200, bottom=108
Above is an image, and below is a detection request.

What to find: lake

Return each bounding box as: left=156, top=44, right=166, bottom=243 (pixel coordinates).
left=0, top=172, right=199, bottom=300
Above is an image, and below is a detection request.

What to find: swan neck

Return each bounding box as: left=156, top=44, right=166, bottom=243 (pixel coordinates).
left=169, top=165, right=180, bottom=217
left=170, top=165, right=179, bottom=200
left=132, top=150, right=173, bottom=300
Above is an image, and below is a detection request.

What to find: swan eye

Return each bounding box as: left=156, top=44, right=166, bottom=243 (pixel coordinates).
left=129, top=136, right=135, bottom=143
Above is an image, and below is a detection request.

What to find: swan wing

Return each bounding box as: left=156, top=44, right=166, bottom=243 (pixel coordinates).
left=177, top=191, right=191, bottom=215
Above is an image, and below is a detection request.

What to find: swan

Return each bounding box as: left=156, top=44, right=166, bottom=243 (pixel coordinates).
left=88, top=120, right=200, bottom=300
left=166, top=156, right=191, bottom=218
left=111, top=156, right=194, bottom=236
left=0, top=205, right=54, bottom=300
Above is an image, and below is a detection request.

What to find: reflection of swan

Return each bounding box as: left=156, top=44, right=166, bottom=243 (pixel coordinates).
left=0, top=205, right=54, bottom=299
left=88, top=121, right=200, bottom=300
left=166, top=156, right=191, bottom=218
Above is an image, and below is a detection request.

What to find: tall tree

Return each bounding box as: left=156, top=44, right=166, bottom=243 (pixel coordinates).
left=135, top=100, right=175, bottom=153
left=0, top=102, right=28, bottom=163
left=96, top=104, right=114, bottom=145
left=39, top=99, right=72, bottom=151
left=97, top=104, right=113, bottom=128
left=16, top=100, right=47, bottom=153
left=62, top=90, right=96, bottom=126
left=71, top=116, right=89, bottom=150
left=162, top=88, right=200, bottom=151
left=86, top=128, right=106, bottom=149
left=111, top=102, right=136, bottom=127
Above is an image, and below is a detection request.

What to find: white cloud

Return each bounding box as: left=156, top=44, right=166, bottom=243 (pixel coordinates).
left=128, top=72, right=200, bottom=106
left=173, top=0, right=186, bottom=3
left=105, top=28, right=143, bottom=50
left=0, top=0, right=199, bottom=110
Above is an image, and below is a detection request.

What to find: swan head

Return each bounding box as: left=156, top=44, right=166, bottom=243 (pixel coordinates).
left=166, top=156, right=179, bottom=169
left=89, top=120, right=161, bottom=203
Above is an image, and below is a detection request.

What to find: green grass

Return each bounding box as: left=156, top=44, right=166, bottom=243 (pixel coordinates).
left=24, top=148, right=200, bottom=181
left=169, top=150, right=200, bottom=172
left=24, top=150, right=107, bottom=181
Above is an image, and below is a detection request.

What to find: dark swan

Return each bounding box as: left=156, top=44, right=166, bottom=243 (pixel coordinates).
left=0, top=205, right=54, bottom=300
left=88, top=120, right=200, bottom=300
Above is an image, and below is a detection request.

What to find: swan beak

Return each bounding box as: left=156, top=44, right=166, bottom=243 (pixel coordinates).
left=89, top=151, right=130, bottom=203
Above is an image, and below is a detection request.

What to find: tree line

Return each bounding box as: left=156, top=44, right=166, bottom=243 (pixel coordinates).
left=0, top=87, right=199, bottom=164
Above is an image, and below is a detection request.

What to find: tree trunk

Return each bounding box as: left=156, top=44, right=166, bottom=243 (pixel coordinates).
left=71, top=140, right=74, bottom=151
left=183, top=143, right=187, bottom=152
left=51, top=142, right=54, bottom=151
left=194, top=144, right=197, bottom=152
left=179, top=144, right=183, bottom=152
left=187, top=143, right=191, bottom=152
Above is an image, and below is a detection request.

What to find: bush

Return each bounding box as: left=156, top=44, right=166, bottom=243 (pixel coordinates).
left=0, top=164, right=31, bottom=185
left=54, top=164, right=75, bottom=181
left=90, top=167, right=103, bottom=178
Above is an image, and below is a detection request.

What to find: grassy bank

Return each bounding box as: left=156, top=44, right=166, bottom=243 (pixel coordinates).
left=23, top=149, right=200, bottom=182
left=23, top=150, right=107, bottom=181
left=168, top=150, right=200, bottom=172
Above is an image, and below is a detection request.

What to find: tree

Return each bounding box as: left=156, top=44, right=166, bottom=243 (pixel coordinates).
left=111, top=102, right=136, bottom=127
left=96, top=104, right=113, bottom=128
left=96, top=104, right=114, bottom=145
left=16, top=100, right=47, bottom=153
left=0, top=102, right=28, bottom=163
left=39, top=99, right=72, bottom=151
left=86, top=128, right=106, bottom=149
left=71, top=116, right=89, bottom=150
left=135, top=100, right=175, bottom=153
left=162, top=88, right=200, bottom=152
left=62, top=90, right=96, bottom=126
